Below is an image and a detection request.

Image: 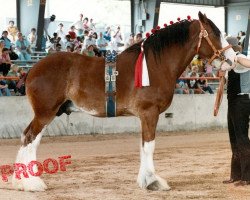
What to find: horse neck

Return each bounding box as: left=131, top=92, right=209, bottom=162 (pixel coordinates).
left=157, top=22, right=200, bottom=79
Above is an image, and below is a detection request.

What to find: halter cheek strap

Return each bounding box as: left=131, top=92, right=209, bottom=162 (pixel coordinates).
left=196, top=20, right=232, bottom=64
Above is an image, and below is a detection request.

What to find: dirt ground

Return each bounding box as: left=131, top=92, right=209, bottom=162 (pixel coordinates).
left=1, top=130, right=250, bottom=200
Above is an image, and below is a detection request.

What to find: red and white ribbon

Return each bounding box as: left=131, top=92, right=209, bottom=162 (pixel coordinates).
left=134, top=42, right=150, bottom=88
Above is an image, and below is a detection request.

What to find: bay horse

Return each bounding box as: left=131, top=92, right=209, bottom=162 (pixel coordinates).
left=12, top=12, right=228, bottom=191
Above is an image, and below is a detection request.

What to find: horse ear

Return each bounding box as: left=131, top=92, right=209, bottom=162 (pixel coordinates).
left=198, top=11, right=208, bottom=23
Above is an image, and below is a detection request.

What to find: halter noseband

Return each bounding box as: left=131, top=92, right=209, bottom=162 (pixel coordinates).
left=196, top=20, right=231, bottom=64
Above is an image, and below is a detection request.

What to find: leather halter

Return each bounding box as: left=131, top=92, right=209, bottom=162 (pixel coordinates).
left=196, top=20, right=231, bottom=64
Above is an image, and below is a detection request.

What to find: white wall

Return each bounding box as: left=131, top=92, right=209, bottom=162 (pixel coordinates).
left=0, top=95, right=227, bottom=139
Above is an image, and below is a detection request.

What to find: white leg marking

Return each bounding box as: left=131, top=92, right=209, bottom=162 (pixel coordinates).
left=12, top=128, right=47, bottom=191
left=137, top=140, right=170, bottom=191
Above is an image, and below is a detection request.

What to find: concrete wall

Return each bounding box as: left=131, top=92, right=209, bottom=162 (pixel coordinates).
left=0, top=95, right=227, bottom=139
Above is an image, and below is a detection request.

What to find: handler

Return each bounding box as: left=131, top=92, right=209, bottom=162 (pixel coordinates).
left=222, top=37, right=250, bottom=186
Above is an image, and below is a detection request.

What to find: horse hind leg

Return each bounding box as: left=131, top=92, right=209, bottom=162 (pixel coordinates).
left=137, top=107, right=171, bottom=191
left=12, top=115, right=54, bottom=192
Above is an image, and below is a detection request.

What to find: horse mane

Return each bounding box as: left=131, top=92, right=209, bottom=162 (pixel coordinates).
left=124, top=18, right=221, bottom=59
left=124, top=19, right=192, bottom=58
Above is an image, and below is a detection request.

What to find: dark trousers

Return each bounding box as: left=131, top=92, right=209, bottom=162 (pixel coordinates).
left=228, top=95, right=250, bottom=181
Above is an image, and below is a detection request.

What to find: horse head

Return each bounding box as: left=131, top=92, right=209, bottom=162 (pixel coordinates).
left=195, top=12, right=231, bottom=65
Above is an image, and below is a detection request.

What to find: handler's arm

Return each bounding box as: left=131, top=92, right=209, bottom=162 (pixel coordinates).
left=236, top=56, right=250, bottom=68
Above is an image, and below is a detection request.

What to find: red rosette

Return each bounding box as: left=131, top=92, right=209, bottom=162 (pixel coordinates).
left=170, top=21, right=174, bottom=25
left=163, top=23, right=167, bottom=28
left=146, top=32, right=150, bottom=38
left=151, top=29, right=156, bottom=34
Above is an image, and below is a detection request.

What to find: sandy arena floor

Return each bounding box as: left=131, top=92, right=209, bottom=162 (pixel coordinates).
left=1, top=130, right=250, bottom=200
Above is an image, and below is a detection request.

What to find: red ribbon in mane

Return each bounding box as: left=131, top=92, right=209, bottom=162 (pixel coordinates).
left=134, top=51, right=143, bottom=88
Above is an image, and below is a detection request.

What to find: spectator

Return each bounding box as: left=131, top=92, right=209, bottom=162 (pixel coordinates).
left=135, top=33, right=143, bottom=43
left=66, top=45, right=73, bottom=52
left=175, top=72, right=193, bottom=94
left=0, top=79, right=11, bottom=96
left=89, top=18, right=96, bottom=31
left=191, top=55, right=204, bottom=73
left=44, top=14, right=56, bottom=39
left=103, top=26, right=111, bottom=42
left=27, top=28, right=37, bottom=51
left=16, top=67, right=26, bottom=95
left=84, top=44, right=95, bottom=57
left=0, top=31, right=12, bottom=49
left=15, top=32, right=31, bottom=61
left=72, top=13, right=84, bottom=36
left=96, top=32, right=108, bottom=57
left=7, top=20, right=19, bottom=42
left=48, top=43, right=62, bottom=54
left=64, top=34, right=73, bottom=50
left=197, top=73, right=214, bottom=94
left=9, top=45, right=18, bottom=60
left=81, top=33, right=96, bottom=53
left=187, top=72, right=205, bottom=94
left=83, top=17, right=89, bottom=31
left=56, top=23, right=66, bottom=43
left=125, top=33, right=135, bottom=48
left=92, top=32, right=98, bottom=40
left=6, top=64, right=19, bottom=95
left=0, top=48, right=11, bottom=76
left=238, top=31, right=246, bottom=47
left=68, top=26, right=77, bottom=40
left=113, top=26, right=123, bottom=48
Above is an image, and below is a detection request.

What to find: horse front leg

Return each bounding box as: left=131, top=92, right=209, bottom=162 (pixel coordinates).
left=137, top=107, right=171, bottom=191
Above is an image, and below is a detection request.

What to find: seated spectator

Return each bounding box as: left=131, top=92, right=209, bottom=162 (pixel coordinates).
left=84, top=44, right=95, bottom=57
left=16, top=67, right=26, bottom=95
left=92, top=32, right=98, bottom=40
left=191, top=55, right=204, bottom=73
left=125, top=33, right=135, bottom=49
left=89, top=18, right=96, bottom=31
left=66, top=45, right=73, bottom=52
left=187, top=72, right=205, bottom=94
left=15, top=32, right=31, bottom=60
left=0, top=79, right=11, bottom=96
left=48, top=43, right=62, bottom=54
left=7, top=20, right=19, bottom=42
left=27, top=28, right=37, bottom=51
left=103, top=26, right=111, bottom=42
left=9, top=45, right=18, bottom=60
left=83, top=17, right=89, bottom=31
left=81, top=33, right=96, bottom=53
left=0, top=48, right=11, bottom=76
left=64, top=34, right=73, bottom=50
left=175, top=72, right=193, bottom=94
left=113, top=26, right=123, bottom=48
left=197, top=73, right=214, bottom=94
left=0, top=31, right=12, bottom=49
left=6, top=64, right=19, bottom=95
left=68, top=26, right=77, bottom=40
left=97, top=32, right=108, bottom=57
left=56, top=23, right=66, bottom=43
left=135, top=33, right=143, bottom=43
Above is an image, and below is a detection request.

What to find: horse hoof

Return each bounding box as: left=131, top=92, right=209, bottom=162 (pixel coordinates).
left=12, top=176, right=47, bottom=192
left=146, top=180, right=171, bottom=191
